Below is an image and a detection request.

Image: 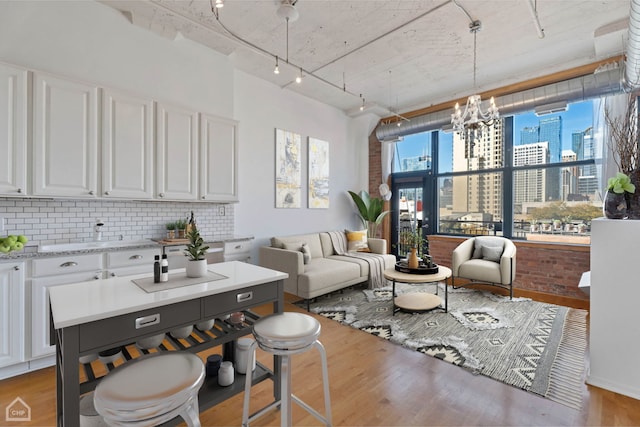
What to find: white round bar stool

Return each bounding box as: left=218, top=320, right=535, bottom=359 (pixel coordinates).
left=242, top=312, right=332, bottom=427
left=94, top=352, right=205, bottom=427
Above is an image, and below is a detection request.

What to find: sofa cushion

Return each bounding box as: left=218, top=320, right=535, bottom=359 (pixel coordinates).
left=329, top=253, right=396, bottom=277
left=272, top=233, right=324, bottom=259
left=345, top=229, right=370, bottom=252
left=298, top=258, right=361, bottom=294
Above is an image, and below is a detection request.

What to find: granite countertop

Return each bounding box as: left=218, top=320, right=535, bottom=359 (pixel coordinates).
left=0, top=235, right=254, bottom=261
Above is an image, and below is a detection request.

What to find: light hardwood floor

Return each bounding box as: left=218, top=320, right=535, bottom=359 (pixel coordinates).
left=1, top=292, right=639, bottom=427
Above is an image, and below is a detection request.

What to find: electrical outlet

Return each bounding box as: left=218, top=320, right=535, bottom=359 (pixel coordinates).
left=218, top=206, right=225, bottom=216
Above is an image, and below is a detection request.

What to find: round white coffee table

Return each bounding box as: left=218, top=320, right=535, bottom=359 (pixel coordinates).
left=383, top=266, right=452, bottom=314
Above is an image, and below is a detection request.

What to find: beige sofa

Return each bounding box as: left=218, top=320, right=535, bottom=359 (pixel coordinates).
left=259, top=231, right=396, bottom=307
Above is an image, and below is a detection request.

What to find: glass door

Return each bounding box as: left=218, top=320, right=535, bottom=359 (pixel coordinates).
left=390, top=175, right=428, bottom=259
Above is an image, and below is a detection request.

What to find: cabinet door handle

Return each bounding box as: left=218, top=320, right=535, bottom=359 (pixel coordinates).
left=16, top=188, right=22, bottom=193
left=13, top=265, right=20, bottom=271
left=89, top=190, right=95, bottom=195
left=236, top=291, right=253, bottom=303
left=136, top=314, right=160, bottom=329
left=60, top=261, right=78, bottom=268
left=159, top=193, right=165, bottom=198
left=129, top=255, right=143, bottom=260
left=235, top=245, right=242, bottom=249
left=93, top=275, right=100, bottom=280
left=105, top=191, right=110, bottom=196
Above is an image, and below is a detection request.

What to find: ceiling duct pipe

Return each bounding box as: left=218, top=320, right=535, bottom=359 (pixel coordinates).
left=376, top=65, right=624, bottom=141
left=624, top=0, right=640, bottom=90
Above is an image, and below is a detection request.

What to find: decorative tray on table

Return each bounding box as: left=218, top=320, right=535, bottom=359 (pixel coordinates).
left=395, top=261, right=439, bottom=275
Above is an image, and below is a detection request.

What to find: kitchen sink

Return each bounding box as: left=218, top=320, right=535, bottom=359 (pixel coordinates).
left=38, top=239, right=157, bottom=253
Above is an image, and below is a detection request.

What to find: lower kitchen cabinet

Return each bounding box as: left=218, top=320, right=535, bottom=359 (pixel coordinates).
left=0, top=262, right=25, bottom=370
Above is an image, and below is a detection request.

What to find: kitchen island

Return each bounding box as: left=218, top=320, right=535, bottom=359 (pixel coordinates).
left=49, top=261, right=287, bottom=427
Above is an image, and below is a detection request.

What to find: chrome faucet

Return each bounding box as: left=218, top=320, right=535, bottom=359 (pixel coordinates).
left=94, top=219, right=104, bottom=241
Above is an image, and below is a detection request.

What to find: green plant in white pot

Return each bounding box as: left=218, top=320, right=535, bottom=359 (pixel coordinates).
left=184, top=226, right=210, bottom=278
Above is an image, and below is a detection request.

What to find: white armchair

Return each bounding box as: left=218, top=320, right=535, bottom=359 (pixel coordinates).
left=451, top=236, right=516, bottom=299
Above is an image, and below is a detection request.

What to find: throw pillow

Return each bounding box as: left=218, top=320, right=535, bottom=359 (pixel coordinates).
left=301, top=243, right=311, bottom=264
left=282, top=241, right=311, bottom=264
left=472, top=241, right=483, bottom=259
left=481, top=245, right=503, bottom=263
left=345, top=229, right=369, bottom=252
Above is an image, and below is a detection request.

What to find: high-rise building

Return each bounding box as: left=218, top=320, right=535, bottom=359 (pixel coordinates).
left=561, top=149, right=577, bottom=200
left=513, top=142, right=548, bottom=204
left=402, top=155, right=432, bottom=171
left=451, top=122, right=504, bottom=221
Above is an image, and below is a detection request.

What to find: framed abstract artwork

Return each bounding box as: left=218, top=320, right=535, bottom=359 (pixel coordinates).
left=275, top=128, right=301, bottom=208
left=308, top=137, right=329, bottom=208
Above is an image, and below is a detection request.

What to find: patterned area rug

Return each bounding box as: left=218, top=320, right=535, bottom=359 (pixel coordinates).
left=304, top=283, right=588, bottom=410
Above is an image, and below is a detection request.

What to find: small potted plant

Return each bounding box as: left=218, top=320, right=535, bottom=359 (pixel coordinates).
left=165, top=222, right=176, bottom=239
left=184, top=226, right=209, bottom=278
left=604, top=172, right=636, bottom=219
left=175, top=219, right=187, bottom=239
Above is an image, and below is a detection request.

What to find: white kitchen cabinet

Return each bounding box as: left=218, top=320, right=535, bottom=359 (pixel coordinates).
left=106, top=247, right=160, bottom=278
left=102, top=89, right=154, bottom=199
left=223, top=238, right=252, bottom=262
left=33, top=72, right=99, bottom=198
left=31, top=254, right=103, bottom=359
left=0, top=63, right=28, bottom=196
left=0, top=262, right=25, bottom=369
left=200, top=114, right=238, bottom=202
left=156, top=102, right=198, bottom=200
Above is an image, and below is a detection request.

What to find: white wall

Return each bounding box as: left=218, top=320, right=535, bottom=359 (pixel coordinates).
left=0, top=1, right=374, bottom=260
left=234, top=71, right=369, bottom=260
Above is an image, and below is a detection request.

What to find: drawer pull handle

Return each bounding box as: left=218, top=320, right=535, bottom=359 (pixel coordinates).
left=60, top=261, right=78, bottom=268
left=235, top=245, right=242, bottom=249
left=129, top=255, right=143, bottom=260
left=237, top=291, right=253, bottom=303
left=135, top=314, right=160, bottom=329
left=168, top=248, right=180, bottom=253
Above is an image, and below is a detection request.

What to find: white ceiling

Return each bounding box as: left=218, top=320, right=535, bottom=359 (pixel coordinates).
left=100, top=0, right=631, bottom=117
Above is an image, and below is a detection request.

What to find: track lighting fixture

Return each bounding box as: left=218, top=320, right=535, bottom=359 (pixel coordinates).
left=360, top=97, right=365, bottom=111
left=215, top=0, right=224, bottom=8
left=274, top=56, right=280, bottom=74
left=295, top=68, right=302, bottom=84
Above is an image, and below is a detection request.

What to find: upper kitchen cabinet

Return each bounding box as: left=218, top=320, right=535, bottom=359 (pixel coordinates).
left=0, top=63, right=28, bottom=196
left=200, top=114, right=238, bottom=202
left=33, top=72, right=98, bottom=198
left=156, top=102, right=198, bottom=200
left=102, top=89, right=154, bottom=199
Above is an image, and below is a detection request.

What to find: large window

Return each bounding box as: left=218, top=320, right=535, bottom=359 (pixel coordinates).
left=391, top=99, right=601, bottom=244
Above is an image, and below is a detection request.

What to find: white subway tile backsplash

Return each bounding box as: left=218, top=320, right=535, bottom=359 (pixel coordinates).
left=0, top=198, right=234, bottom=246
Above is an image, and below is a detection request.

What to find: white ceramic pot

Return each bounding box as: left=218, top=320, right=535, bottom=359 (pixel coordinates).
left=136, top=333, right=165, bottom=349
left=170, top=325, right=194, bottom=339
left=195, top=319, right=215, bottom=331
left=186, top=259, right=207, bottom=278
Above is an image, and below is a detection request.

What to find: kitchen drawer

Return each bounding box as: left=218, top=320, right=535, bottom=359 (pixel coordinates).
left=107, top=248, right=160, bottom=268
left=32, top=253, right=103, bottom=277
left=203, top=283, right=277, bottom=317
left=223, top=239, right=251, bottom=257
left=78, top=299, right=201, bottom=353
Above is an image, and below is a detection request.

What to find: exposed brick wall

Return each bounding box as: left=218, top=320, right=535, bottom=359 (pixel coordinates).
left=368, top=129, right=382, bottom=196
left=429, top=235, right=590, bottom=301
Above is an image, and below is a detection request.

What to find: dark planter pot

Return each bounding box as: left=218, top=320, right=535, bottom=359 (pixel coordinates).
left=626, top=169, right=640, bottom=219
left=603, top=190, right=627, bottom=219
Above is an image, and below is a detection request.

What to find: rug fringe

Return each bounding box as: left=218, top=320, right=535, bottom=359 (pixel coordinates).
left=544, top=308, right=588, bottom=410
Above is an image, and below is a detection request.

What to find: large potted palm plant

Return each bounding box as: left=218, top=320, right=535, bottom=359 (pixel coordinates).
left=184, top=226, right=209, bottom=278
left=348, top=190, right=390, bottom=237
